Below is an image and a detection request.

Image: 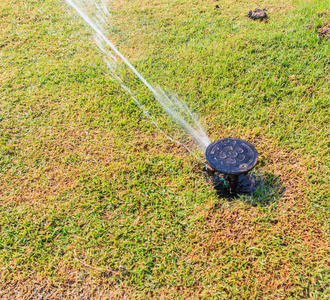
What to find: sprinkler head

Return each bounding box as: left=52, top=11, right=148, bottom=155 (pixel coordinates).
left=205, top=137, right=258, bottom=195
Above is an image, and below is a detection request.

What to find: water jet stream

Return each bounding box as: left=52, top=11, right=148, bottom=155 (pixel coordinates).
left=64, top=0, right=211, bottom=162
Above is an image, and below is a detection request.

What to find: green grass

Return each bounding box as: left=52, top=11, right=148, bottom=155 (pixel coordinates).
left=0, top=0, right=329, bottom=298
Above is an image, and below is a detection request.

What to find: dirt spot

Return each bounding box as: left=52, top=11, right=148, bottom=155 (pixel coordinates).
left=247, top=8, right=267, bottom=20
left=317, top=24, right=330, bottom=38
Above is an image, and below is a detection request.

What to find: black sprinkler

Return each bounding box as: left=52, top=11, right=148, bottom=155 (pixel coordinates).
left=205, top=137, right=258, bottom=195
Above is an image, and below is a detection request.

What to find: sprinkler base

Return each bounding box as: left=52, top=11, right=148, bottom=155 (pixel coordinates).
left=211, top=172, right=257, bottom=198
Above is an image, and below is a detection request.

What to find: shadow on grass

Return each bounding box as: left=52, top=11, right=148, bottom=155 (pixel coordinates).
left=208, top=170, right=284, bottom=207
left=239, top=171, right=284, bottom=206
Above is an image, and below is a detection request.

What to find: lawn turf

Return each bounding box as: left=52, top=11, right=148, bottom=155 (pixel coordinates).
left=0, top=0, right=329, bottom=298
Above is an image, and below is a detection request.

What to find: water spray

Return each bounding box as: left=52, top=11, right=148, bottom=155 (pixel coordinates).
left=64, top=0, right=259, bottom=196
left=65, top=0, right=210, bottom=153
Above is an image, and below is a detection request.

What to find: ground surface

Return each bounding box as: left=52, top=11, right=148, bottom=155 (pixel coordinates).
left=0, top=0, right=329, bottom=298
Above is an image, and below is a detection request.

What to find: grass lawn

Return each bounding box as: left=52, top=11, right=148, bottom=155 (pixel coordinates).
left=0, top=0, right=329, bottom=298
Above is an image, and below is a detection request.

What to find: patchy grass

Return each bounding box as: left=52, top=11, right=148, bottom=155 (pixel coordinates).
left=0, top=0, right=329, bottom=298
